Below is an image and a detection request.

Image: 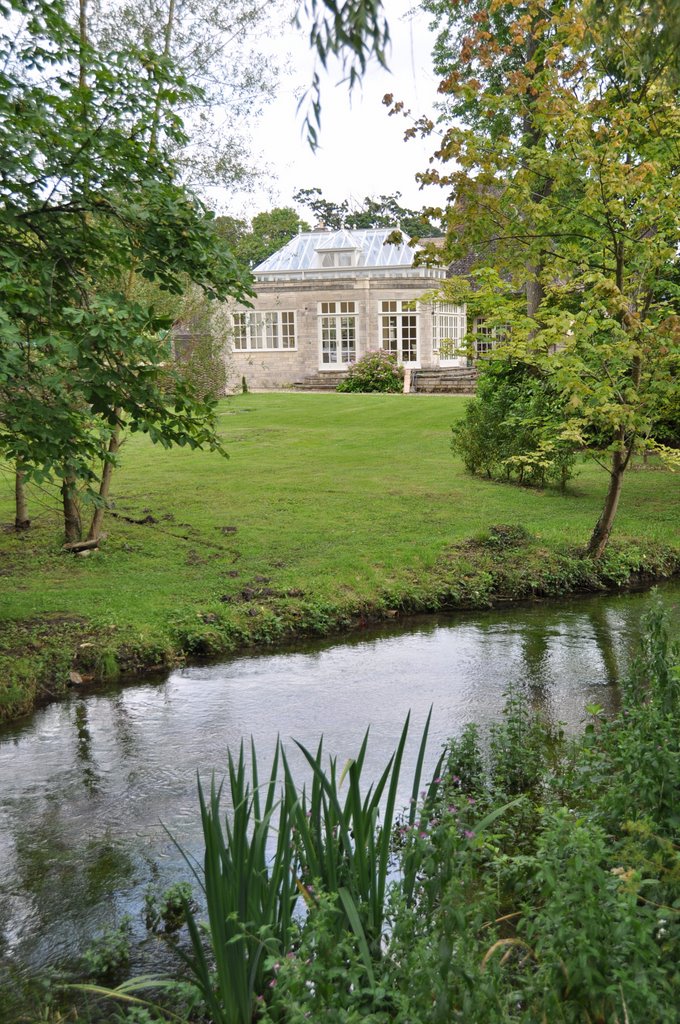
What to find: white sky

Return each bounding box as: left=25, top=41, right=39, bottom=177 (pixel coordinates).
left=227, top=0, right=445, bottom=221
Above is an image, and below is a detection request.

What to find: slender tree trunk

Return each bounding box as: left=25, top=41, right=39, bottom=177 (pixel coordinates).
left=149, top=0, right=176, bottom=155
left=62, top=472, right=82, bottom=544
left=14, top=462, right=30, bottom=531
left=587, top=446, right=628, bottom=558
left=587, top=250, right=640, bottom=559
left=87, top=421, right=121, bottom=541
left=84, top=2, right=175, bottom=534
left=522, top=29, right=549, bottom=326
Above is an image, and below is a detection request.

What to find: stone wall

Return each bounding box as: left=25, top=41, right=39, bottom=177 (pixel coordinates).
left=224, top=274, right=452, bottom=392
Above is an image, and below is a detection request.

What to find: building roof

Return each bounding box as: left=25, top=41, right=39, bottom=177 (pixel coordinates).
left=253, top=228, right=429, bottom=277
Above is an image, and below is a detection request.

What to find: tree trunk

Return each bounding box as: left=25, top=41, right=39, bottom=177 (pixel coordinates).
left=87, top=423, right=120, bottom=541
left=149, top=0, right=176, bottom=154
left=587, top=448, right=627, bottom=559
left=14, top=462, right=30, bottom=530
left=522, top=29, right=549, bottom=327
left=62, top=474, right=82, bottom=544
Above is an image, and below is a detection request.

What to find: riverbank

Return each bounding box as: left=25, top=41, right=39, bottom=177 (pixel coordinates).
left=1, top=393, right=679, bottom=723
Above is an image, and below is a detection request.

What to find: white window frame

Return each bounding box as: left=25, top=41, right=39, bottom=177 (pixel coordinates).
left=318, top=250, right=356, bottom=269
left=432, top=303, right=467, bottom=364
left=380, top=300, right=419, bottom=366
left=230, top=311, right=296, bottom=351
left=473, top=317, right=508, bottom=357
left=318, top=301, right=357, bottom=368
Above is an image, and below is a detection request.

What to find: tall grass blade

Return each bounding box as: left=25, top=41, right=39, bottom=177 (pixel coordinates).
left=338, top=887, right=376, bottom=987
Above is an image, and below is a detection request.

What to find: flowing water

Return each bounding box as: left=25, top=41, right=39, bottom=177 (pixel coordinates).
left=1, top=583, right=679, bottom=1006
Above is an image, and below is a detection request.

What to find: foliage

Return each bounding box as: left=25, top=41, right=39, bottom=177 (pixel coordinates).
left=293, top=188, right=443, bottom=238
left=336, top=351, right=404, bottom=393
left=0, top=0, right=252, bottom=537
left=81, top=916, right=133, bottom=979
left=295, top=0, right=390, bottom=148
left=451, top=360, right=577, bottom=488
left=168, top=716, right=439, bottom=1024
left=260, top=892, right=396, bottom=1024
left=284, top=712, right=441, bottom=960
left=405, top=0, right=680, bottom=556
left=234, top=208, right=311, bottom=269
left=143, top=882, right=195, bottom=934
left=91, top=0, right=290, bottom=194
left=215, top=208, right=312, bottom=272
left=175, top=742, right=297, bottom=1024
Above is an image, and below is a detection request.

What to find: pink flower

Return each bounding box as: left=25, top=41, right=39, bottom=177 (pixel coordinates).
left=464, top=829, right=476, bottom=839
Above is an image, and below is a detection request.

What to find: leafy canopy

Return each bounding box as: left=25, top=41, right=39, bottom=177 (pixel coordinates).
left=407, top=0, right=680, bottom=554
left=0, top=0, right=252, bottom=489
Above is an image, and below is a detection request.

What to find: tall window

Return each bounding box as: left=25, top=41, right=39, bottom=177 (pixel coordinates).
left=319, top=301, right=357, bottom=365
left=230, top=311, right=296, bottom=351
left=381, top=300, right=418, bottom=364
left=432, top=303, right=466, bottom=359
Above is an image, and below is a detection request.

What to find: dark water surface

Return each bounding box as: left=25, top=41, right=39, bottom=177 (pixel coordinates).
left=1, top=583, right=679, bottom=997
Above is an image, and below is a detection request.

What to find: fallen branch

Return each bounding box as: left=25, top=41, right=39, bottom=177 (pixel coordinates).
left=62, top=534, right=107, bottom=553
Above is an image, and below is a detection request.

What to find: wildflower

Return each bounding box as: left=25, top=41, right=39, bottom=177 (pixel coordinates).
left=433, top=776, right=442, bottom=784
left=464, top=829, right=475, bottom=839
left=419, top=831, right=428, bottom=839
left=269, top=979, right=277, bottom=989
left=468, top=797, right=476, bottom=805
left=448, top=805, right=458, bottom=815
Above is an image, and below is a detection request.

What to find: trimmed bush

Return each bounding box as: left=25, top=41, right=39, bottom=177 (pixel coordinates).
left=336, top=350, right=404, bottom=393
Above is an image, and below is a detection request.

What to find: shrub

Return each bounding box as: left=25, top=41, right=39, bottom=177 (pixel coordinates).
left=82, top=916, right=133, bottom=979
left=452, top=359, right=577, bottom=488
left=143, top=881, right=195, bottom=934
left=336, top=350, right=404, bottom=393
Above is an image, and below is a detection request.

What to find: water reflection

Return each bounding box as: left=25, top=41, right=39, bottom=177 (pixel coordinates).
left=74, top=700, right=101, bottom=794
left=0, top=584, right=677, bottom=992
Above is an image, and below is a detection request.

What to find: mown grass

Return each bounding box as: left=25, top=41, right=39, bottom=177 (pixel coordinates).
left=1, top=392, right=678, bottom=720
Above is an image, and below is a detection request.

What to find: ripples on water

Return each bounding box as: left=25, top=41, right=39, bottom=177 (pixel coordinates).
left=0, top=585, right=678, bottom=988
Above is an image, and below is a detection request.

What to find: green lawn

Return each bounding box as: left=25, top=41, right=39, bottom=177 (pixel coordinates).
left=1, top=392, right=678, bottom=719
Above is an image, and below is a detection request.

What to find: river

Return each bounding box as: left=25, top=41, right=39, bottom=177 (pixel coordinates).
left=1, top=583, right=679, bottom=1010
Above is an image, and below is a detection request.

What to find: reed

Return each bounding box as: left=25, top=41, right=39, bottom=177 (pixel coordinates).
left=177, top=715, right=442, bottom=1023
left=177, top=739, right=298, bottom=1024
left=283, top=710, right=443, bottom=958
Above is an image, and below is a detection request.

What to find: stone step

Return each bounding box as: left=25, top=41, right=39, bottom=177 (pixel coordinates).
left=411, top=369, right=478, bottom=395
left=292, top=373, right=347, bottom=392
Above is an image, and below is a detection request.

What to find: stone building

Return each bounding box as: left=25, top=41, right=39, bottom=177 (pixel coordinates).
left=226, top=227, right=475, bottom=392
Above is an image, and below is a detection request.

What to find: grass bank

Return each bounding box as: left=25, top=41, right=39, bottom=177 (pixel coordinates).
left=1, top=393, right=678, bottom=722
